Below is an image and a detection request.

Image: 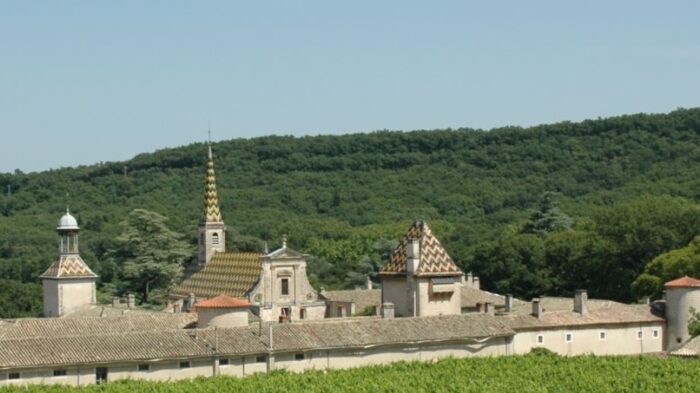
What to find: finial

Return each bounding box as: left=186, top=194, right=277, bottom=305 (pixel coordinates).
left=66, top=207, right=70, bottom=214
left=282, top=234, right=288, bottom=248
left=207, top=123, right=213, bottom=160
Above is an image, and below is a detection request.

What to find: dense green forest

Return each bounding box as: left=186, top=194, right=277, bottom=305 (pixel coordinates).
left=2, top=355, right=699, bottom=393
left=3, top=108, right=700, bottom=317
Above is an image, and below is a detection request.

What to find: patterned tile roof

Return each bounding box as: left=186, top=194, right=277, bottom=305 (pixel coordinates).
left=195, top=294, right=251, bottom=309
left=201, top=150, right=223, bottom=223
left=665, top=276, right=700, bottom=288
left=170, top=252, right=263, bottom=299
left=380, top=220, right=462, bottom=277
left=40, top=254, right=97, bottom=279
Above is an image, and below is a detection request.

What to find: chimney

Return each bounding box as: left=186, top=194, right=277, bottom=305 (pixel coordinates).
left=112, top=297, right=120, bottom=308
left=381, top=302, right=395, bottom=319
left=466, top=272, right=473, bottom=288
left=476, top=302, right=485, bottom=313
left=406, top=238, right=420, bottom=275
left=574, top=290, right=588, bottom=315
left=127, top=293, right=136, bottom=309
left=505, top=294, right=514, bottom=313
left=366, top=276, right=373, bottom=290
left=188, top=293, right=196, bottom=311
left=472, top=276, right=480, bottom=290
left=485, top=302, right=495, bottom=315
left=642, top=296, right=651, bottom=305
left=532, top=298, right=543, bottom=319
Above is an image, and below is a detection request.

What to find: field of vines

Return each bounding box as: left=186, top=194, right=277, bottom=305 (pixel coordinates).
left=2, top=354, right=698, bottom=393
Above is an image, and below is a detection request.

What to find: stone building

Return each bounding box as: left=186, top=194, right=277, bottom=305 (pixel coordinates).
left=41, top=210, right=97, bottom=317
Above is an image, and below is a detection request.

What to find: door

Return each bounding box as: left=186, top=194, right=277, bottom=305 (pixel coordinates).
left=95, top=367, right=108, bottom=384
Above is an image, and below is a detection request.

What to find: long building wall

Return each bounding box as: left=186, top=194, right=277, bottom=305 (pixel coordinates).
left=0, top=337, right=508, bottom=387
left=512, top=323, right=663, bottom=356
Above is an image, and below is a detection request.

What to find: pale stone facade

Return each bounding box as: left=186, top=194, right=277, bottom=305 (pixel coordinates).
left=664, top=282, right=700, bottom=351
left=248, top=245, right=326, bottom=322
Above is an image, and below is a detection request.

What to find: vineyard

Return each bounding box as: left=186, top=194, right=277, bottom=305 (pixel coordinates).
left=1, top=354, right=698, bottom=393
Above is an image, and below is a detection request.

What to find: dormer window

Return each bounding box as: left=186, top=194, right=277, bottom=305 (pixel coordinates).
left=212, top=233, right=219, bottom=246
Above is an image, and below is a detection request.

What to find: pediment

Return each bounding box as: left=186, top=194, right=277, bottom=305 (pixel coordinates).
left=265, top=247, right=306, bottom=260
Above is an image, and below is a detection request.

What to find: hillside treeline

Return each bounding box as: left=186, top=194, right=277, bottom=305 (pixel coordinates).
left=2, top=108, right=700, bottom=317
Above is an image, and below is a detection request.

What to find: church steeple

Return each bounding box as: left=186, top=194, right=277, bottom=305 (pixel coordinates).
left=198, top=142, right=226, bottom=265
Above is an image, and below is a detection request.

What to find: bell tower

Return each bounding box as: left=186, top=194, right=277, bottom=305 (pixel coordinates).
left=198, top=144, right=226, bottom=265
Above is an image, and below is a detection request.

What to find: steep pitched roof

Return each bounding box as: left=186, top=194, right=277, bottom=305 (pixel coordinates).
left=665, top=276, right=700, bottom=288
left=170, top=252, right=263, bottom=299
left=201, top=149, right=223, bottom=223
left=195, top=294, right=250, bottom=309
left=40, top=254, right=97, bottom=279
left=380, top=220, right=462, bottom=277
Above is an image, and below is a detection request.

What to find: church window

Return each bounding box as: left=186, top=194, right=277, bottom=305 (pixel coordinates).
left=179, top=361, right=190, bottom=369
left=281, top=278, right=289, bottom=295
left=8, top=373, right=20, bottom=380
left=53, top=369, right=67, bottom=377
left=212, top=233, right=219, bottom=246
left=138, top=364, right=149, bottom=371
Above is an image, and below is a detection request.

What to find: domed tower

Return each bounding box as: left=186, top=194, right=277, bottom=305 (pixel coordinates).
left=41, top=209, right=97, bottom=317
left=197, top=144, right=226, bottom=266
left=664, top=276, right=700, bottom=351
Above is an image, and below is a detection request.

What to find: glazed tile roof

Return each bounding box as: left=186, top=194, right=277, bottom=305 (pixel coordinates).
left=201, top=149, right=223, bottom=223
left=321, top=289, right=381, bottom=314
left=500, top=297, right=663, bottom=330
left=196, top=294, right=251, bottom=309
left=380, top=220, right=462, bottom=277
left=170, top=252, right=263, bottom=299
left=40, top=254, right=97, bottom=279
left=664, top=276, right=700, bottom=288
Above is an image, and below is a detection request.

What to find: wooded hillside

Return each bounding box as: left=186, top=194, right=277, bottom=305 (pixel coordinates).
left=2, top=108, right=700, bottom=317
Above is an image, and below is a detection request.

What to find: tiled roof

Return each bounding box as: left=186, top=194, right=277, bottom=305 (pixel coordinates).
left=665, top=276, right=700, bottom=288
left=321, top=289, right=381, bottom=313
left=460, top=286, right=524, bottom=309
left=671, top=336, right=700, bottom=357
left=40, top=255, right=97, bottom=279
left=201, top=152, right=223, bottom=223
left=0, top=313, right=196, bottom=340
left=196, top=294, right=251, bottom=309
left=380, top=220, right=462, bottom=277
left=0, top=313, right=514, bottom=368
left=501, top=297, right=663, bottom=330
left=170, top=252, right=263, bottom=299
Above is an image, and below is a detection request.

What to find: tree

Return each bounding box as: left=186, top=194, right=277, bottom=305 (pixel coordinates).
left=105, top=209, right=192, bottom=304
left=521, top=192, right=572, bottom=236
left=632, top=236, right=700, bottom=299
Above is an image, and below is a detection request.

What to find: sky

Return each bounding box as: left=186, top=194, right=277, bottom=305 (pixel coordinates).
left=1, top=1, right=699, bottom=173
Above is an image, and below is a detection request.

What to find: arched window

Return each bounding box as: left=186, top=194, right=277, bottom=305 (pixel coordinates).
left=211, top=233, right=220, bottom=246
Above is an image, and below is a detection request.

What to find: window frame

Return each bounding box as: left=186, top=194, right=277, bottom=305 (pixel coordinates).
left=565, top=332, right=573, bottom=343
left=637, top=330, right=643, bottom=340
left=137, top=364, right=150, bottom=372
left=599, top=330, right=606, bottom=341
left=536, top=334, right=544, bottom=345
left=8, top=372, right=20, bottom=380
left=281, top=278, right=289, bottom=296
left=219, top=358, right=229, bottom=366
left=255, top=355, right=266, bottom=363
left=294, top=353, right=305, bottom=361
left=53, top=369, right=67, bottom=377
left=179, top=361, right=191, bottom=369
left=211, top=232, right=219, bottom=246
left=652, top=329, right=660, bottom=339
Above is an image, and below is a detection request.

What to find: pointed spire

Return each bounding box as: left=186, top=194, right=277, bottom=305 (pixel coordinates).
left=201, top=143, right=223, bottom=223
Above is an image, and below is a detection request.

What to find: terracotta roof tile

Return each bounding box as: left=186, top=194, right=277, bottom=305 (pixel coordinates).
left=40, top=255, right=97, bottom=279
left=195, top=294, right=250, bottom=309
left=664, top=276, right=700, bottom=288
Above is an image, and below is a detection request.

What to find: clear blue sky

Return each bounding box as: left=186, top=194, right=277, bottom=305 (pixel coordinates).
left=1, top=1, right=699, bottom=173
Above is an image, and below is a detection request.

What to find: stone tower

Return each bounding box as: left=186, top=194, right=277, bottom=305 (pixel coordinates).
left=198, top=144, right=226, bottom=266
left=664, top=276, right=700, bottom=351
left=41, top=209, right=97, bottom=317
